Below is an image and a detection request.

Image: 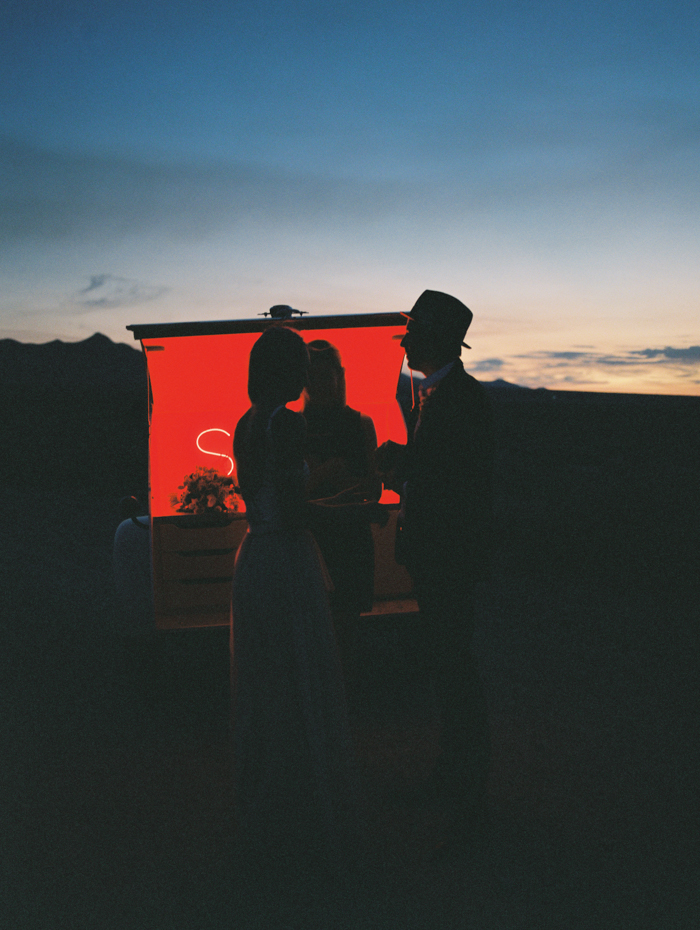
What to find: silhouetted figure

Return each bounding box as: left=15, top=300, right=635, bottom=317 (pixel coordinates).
left=302, top=340, right=381, bottom=685
left=230, top=326, right=383, bottom=881
left=377, top=290, right=494, bottom=857
left=112, top=496, right=153, bottom=637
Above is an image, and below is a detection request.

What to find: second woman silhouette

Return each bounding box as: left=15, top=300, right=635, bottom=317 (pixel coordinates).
left=302, top=340, right=381, bottom=686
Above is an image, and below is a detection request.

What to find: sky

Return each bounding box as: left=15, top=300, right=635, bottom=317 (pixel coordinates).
left=1, top=0, right=699, bottom=394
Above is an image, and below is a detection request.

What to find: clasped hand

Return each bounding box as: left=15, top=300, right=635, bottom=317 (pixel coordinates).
left=309, top=485, right=389, bottom=527
left=375, top=440, right=406, bottom=495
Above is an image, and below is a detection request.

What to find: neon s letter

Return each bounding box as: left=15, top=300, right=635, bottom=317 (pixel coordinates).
left=196, top=429, right=234, bottom=476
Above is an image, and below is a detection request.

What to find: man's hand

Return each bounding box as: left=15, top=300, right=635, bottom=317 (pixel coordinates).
left=375, top=440, right=404, bottom=472
left=376, top=441, right=406, bottom=494
left=306, top=497, right=389, bottom=528
left=313, top=484, right=365, bottom=504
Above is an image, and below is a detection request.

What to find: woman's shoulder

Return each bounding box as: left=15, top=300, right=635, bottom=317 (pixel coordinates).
left=233, top=407, right=254, bottom=445
left=268, top=405, right=307, bottom=447
left=346, top=407, right=377, bottom=441
left=344, top=405, right=375, bottom=431
left=234, top=405, right=304, bottom=447
left=235, top=406, right=254, bottom=429
left=270, top=404, right=305, bottom=428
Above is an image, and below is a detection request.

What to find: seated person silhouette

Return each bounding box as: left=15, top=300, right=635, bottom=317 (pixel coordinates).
left=113, top=495, right=153, bottom=637
left=302, top=340, right=382, bottom=685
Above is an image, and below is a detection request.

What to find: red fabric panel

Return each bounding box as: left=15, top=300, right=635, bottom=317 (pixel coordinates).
left=143, top=325, right=406, bottom=516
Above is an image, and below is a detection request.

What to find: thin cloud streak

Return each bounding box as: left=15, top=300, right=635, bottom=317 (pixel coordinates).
left=73, top=274, right=168, bottom=311
left=522, top=347, right=700, bottom=368
left=0, top=137, right=412, bottom=246
left=471, top=358, right=505, bottom=373
left=633, top=346, right=700, bottom=361
left=484, top=344, right=700, bottom=393
left=3, top=120, right=698, bottom=253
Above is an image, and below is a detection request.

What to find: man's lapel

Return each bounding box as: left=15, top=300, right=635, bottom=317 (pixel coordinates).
left=413, top=361, right=463, bottom=442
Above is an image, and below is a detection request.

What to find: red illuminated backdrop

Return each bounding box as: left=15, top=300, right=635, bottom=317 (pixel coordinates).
left=135, top=319, right=408, bottom=517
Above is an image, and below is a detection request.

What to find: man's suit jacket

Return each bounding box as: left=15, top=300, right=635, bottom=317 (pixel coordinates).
left=400, top=360, right=494, bottom=587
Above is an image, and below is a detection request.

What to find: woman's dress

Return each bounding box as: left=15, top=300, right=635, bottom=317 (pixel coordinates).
left=303, top=404, right=376, bottom=613
left=231, top=406, right=362, bottom=873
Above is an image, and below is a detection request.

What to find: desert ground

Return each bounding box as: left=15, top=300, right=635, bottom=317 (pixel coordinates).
left=1, top=345, right=699, bottom=928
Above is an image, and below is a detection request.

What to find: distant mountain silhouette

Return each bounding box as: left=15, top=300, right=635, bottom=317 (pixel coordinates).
left=395, top=371, right=537, bottom=423
left=0, top=334, right=148, bottom=495
left=2, top=332, right=698, bottom=517
left=0, top=333, right=146, bottom=392
left=482, top=378, right=537, bottom=391
left=1, top=335, right=536, bottom=396
left=399, top=371, right=534, bottom=391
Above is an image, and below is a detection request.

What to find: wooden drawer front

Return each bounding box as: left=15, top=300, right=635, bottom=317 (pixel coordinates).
left=371, top=509, right=414, bottom=599
left=160, top=550, right=236, bottom=582
left=361, top=597, right=418, bottom=618
left=152, top=511, right=416, bottom=629
left=155, top=520, right=247, bottom=552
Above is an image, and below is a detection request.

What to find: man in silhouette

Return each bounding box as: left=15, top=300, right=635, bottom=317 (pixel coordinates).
left=377, top=290, right=494, bottom=855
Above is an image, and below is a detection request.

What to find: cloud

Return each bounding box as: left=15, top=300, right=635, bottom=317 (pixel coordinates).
left=632, top=346, right=700, bottom=361
left=72, top=274, right=168, bottom=311
left=0, top=136, right=410, bottom=246
left=517, top=347, right=700, bottom=369
left=471, top=357, right=504, bottom=372
left=493, top=343, right=700, bottom=392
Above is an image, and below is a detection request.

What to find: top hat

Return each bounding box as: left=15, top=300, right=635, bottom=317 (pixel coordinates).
left=400, top=290, right=472, bottom=349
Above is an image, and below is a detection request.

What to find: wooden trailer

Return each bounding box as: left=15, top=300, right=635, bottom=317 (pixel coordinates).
left=126, top=313, right=417, bottom=630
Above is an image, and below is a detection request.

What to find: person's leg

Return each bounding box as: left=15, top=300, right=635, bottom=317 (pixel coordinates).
left=417, top=579, right=490, bottom=820
left=331, top=606, right=360, bottom=693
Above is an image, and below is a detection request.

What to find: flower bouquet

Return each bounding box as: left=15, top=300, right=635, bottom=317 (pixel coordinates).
left=170, top=466, right=240, bottom=514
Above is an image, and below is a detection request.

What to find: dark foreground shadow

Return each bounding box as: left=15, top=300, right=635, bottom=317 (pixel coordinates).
left=2, top=411, right=700, bottom=929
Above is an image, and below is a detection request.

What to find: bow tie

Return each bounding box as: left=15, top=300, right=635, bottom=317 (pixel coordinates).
left=411, top=383, right=436, bottom=438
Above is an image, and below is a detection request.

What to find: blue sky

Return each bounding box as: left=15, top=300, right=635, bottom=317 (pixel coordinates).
left=2, top=0, right=699, bottom=393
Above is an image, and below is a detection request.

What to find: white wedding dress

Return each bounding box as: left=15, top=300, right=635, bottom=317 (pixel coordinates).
left=231, top=405, right=362, bottom=873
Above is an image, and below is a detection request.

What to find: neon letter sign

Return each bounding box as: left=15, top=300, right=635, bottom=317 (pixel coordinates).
left=196, top=428, right=234, bottom=476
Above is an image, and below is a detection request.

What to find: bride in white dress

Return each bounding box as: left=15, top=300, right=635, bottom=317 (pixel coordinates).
left=230, top=326, right=383, bottom=878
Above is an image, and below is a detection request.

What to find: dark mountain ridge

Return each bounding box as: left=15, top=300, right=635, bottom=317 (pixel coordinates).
left=0, top=334, right=148, bottom=496
left=4, top=333, right=698, bottom=406
left=1, top=335, right=698, bottom=591
left=0, top=333, right=147, bottom=392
